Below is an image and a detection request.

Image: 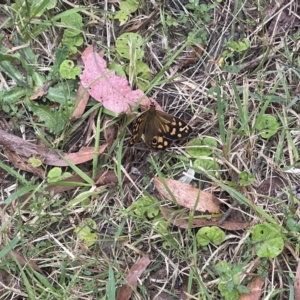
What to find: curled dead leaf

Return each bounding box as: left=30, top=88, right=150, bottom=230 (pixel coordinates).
left=116, top=254, right=150, bottom=300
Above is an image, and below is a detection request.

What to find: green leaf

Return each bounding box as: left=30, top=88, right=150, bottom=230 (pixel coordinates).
left=196, top=226, right=226, bottom=246
left=186, top=137, right=217, bottom=157
left=29, top=0, right=57, bottom=17
left=116, top=33, right=144, bottom=59
left=107, top=265, right=116, bottom=300
left=255, top=114, right=279, bottom=138
left=251, top=223, right=284, bottom=258
left=0, top=87, right=27, bottom=104
left=114, top=0, right=139, bottom=25
left=28, top=157, right=43, bottom=167
left=108, top=62, right=126, bottom=77
left=227, top=39, right=250, bottom=52
left=46, top=81, right=77, bottom=104
left=236, top=285, right=250, bottom=294
left=251, top=224, right=282, bottom=241
left=30, top=104, right=66, bottom=134
left=255, top=237, right=284, bottom=258
left=74, top=218, right=97, bottom=247
left=134, top=61, right=152, bottom=91
left=286, top=218, right=300, bottom=232
left=218, top=282, right=239, bottom=300
left=0, top=60, right=27, bottom=87
left=61, top=12, right=83, bottom=37
left=239, top=171, right=255, bottom=186
left=59, top=60, right=82, bottom=79
left=47, top=167, right=62, bottom=182
left=114, top=11, right=129, bottom=26
left=193, top=158, right=219, bottom=176
left=125, top=196, right=159, bottom=219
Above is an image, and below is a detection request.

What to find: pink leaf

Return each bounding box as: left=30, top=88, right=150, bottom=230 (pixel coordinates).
left=80, top=45, right=154, bottom=114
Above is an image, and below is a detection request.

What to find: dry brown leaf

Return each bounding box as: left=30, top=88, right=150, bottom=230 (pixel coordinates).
left=0, top=129, right=107, bottom=167
left=0, top=245, right=43, bottom=274
left=0, top=269, right=20, bottom=299
left=71, top=83, right=90, bottom=120
left=4, top=148, right=45, bottom=178
left=29, top=80, right=52, bottom=100
left=153, top=176, right=220, bottom=213
left=239, top=277, right=264, bottom=300
left=294, top=260, right=300, bottom=299
left=116, top=254, right=150, bottom=300
left=62, top=145, right=108, bottom=165
left=103, top=116, right=118, bottom=146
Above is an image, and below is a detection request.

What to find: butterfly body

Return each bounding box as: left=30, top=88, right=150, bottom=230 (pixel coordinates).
left=129, top=104, right=192, bottom=150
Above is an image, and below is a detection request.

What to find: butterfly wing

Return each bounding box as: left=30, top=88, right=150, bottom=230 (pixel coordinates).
left=128, top=111, right=148, bottom=146
left=129, top=104, right=192, bottom=150
left=144, top=110, right=192, bottom=150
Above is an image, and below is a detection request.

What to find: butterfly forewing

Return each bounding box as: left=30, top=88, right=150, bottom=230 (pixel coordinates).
left=129, top=104, right=192, bottom=150
left=129, top=111, right=147, bottom=146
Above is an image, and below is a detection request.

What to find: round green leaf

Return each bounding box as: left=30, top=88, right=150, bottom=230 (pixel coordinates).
left=196, top=226, right=226, bottom=246
left=134, top=61, right=152, bottom=91
left=255, top=237, right=284, bottom=258
left=126, top=196, right=159, bottom=219
left=59, top=60, right=82, bottom=79
left=116, top=33, right=144, bottom=59
left=108, top=62, right=126, bottom=77
left=187, top=138, right=211, bottom=157
left=193, top=158, right=219, bottom=175
left=255, top=114, right=279, bottom=138
left=61, top=12, right=83, bottom=37
left=251, top=223, right=282, bottom=242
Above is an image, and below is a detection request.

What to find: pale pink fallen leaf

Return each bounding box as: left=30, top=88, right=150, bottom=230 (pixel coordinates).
left=80, top=45, right=155, bottom=114
left=153, top=176, right=220, bottom=213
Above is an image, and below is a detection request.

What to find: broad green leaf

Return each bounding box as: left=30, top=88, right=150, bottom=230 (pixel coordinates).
left=116, top=33, right=144, bottom=59
left=114, top=0, right=139, bottom=25
left=59, top=60, right=82, bottom=79
left=74, top=218, right=97, bottom=247
left=196, top=226, right=226, bottom=246
left=61, top=12, right=83, bottom=37
left=255, top=114, right=279, bottom=138
left=30, top=104, right=66, bottom=134
left=255, top=237, right=284, bottom=258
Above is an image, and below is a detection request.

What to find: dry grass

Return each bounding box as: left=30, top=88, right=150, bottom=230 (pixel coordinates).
left=0, top=0, right=300, bottom=299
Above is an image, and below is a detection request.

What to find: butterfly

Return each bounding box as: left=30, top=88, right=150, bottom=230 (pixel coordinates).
left=129, top=103, right=192, bottom=150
